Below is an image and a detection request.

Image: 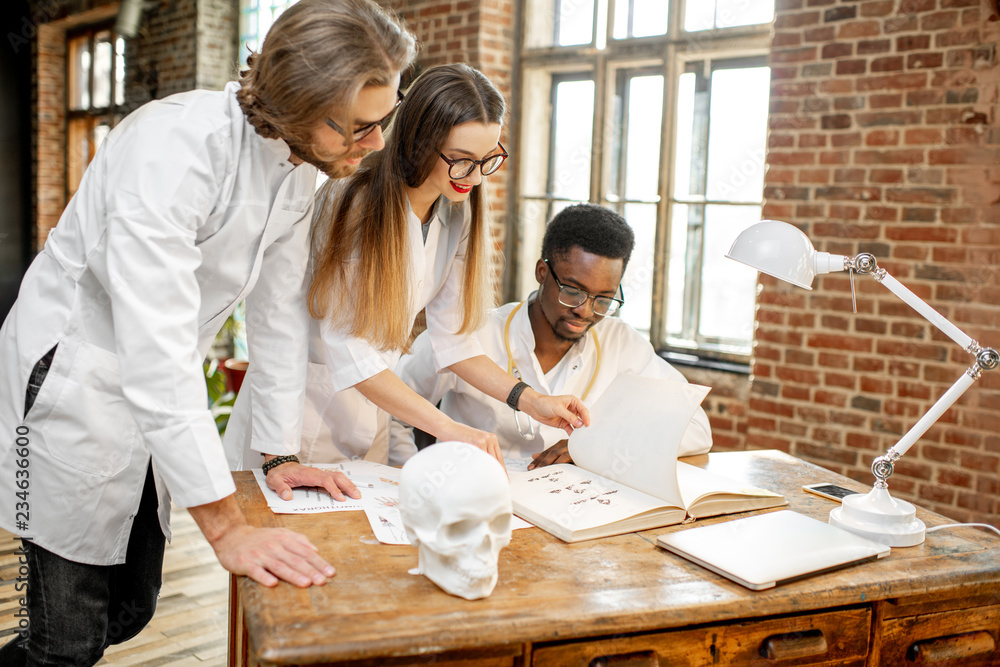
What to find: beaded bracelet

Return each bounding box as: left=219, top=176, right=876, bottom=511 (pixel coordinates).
left=262, top=454, right=299, bottom=476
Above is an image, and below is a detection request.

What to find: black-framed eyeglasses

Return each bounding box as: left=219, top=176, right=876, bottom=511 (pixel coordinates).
left=325, top=89, right=404, bottom=143
left=544, top=259, right=624, bottom=316
left=438, top=142, right=508, bottom=179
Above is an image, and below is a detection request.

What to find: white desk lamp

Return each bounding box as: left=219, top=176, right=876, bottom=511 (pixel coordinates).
left=726, top=220, right=999, bottom=547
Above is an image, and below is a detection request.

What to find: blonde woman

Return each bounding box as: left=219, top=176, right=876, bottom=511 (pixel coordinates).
left=231, top=64, right=589, bottom=488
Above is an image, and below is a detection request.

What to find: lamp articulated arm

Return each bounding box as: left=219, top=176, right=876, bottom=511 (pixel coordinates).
left=837, top=253, right=999, bottom=487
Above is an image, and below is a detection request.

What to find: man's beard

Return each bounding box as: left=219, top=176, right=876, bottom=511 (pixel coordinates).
left=534, top=298, right=593, bottom=344
left=286, top=137, right=369, bottom=179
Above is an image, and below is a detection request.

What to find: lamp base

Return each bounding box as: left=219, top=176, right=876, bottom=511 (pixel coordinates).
left=829, top=486, right=925, bottom=547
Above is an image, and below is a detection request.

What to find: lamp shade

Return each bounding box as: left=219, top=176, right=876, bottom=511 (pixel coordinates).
left=726, top=220, right=846, bottom=290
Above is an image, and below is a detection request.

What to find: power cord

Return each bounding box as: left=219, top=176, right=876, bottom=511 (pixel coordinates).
left=926, top=523, right=1000, bottom=538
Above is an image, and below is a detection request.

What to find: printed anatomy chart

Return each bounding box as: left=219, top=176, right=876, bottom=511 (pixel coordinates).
left=253, top=460, right=410, bottom=545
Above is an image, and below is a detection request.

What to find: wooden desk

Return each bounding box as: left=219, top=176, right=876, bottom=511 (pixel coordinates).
left=229, top=450, right=1000, bottom=666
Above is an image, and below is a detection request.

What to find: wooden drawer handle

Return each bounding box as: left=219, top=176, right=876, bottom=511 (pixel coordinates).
left=761, top=629, right=828, bottom=660
left=589, top=650, right=659, bottom=667
left=906, top=631, right=996, bottom=663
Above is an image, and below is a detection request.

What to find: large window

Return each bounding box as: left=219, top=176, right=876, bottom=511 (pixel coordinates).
left=66, top=23, right=125, bottom=198
left=516, top=0, right=773, bottom=361
left=239, top=0, right=299, bottom=66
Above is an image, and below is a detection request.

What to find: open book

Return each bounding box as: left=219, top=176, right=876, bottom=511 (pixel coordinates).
left=508, top=375, right=786, bottom=542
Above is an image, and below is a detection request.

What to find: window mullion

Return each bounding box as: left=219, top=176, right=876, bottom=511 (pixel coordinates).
left=589, top=53, right=607, bottom=204
left=683, top=65, right=712, bottom=346
left=650, top=47, right=678, bottom=350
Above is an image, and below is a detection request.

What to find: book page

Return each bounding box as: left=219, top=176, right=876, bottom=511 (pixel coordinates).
left=676, top=461, right=783, bottom=509
left=509, top=464, right=678, bottom=534
left=568, top=375, right=711, bottom=505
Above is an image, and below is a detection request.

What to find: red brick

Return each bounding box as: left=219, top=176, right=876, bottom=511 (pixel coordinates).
left=837, top=20, right=881, bottom=38
left=896, top=36, right=931, bottom=53
left=945, top=127, right=983, bottom=145
left=773, top=32, right=803, bottom=48
left=906, top=89, right=945, bottom=106
left=821, top=43, right=853, bottom=59
left=865, top=129, right=900, bottom=146
left=831, top=132, right=862, bottom=147
left=798, top=133, right=828, bottom=148
left=860, top=1, right=895, bottom=17
left=854, top=149, right=925, bottom=165
left=858, top=39, right=892, bottom=54
left=907, top=52, right=944, bottom=69
left=921, top=10, right=960, bottom=30
left=775, top=10, right=822, bottom=28
left=922, top=445, right=957, bottom=463
left=856, top=72, right=929, bottom=91
left=836, top=59, right=867, bottom=75
left=871, top=56, right=904, bottom=72
left=937, top=468, right=973, bottom=488
left=803, top=26, right=836, bottom=42
left=885, top=14, right=920, bottom=34
left=961, top=452, right=999, bottom=473
left=808, top=333, right=872, bottom=352
left=919, top=484, right=956, bottom=503
left=773, top=46, right=820, bottom=63
left=868, top=93, right=902, bottom=108
left=904, top=128, right=943, bottom=144
left=782, top=385, right=812, bottom=400
left=935, top=29, right=981, bottom=47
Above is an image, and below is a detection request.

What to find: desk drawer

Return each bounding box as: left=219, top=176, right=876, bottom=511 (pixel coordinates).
left=532, top=607, right=870, bottom=666
left=876, top=604, right=1000, bottom=666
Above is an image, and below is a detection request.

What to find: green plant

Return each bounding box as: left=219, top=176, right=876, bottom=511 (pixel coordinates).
left=204, top=358, right=236, bottom=435
left=204, top=303, right=247, bottom=435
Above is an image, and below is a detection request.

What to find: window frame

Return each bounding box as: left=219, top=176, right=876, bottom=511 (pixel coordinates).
left=238, top=0, right=301, bottom=66
left=512, top=0, right=772, bottom=364
left=64, top=21, right=125, bottom=200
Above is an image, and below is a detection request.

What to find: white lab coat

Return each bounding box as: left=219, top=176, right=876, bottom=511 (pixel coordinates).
left=0, top=82, right=316, bottom=565
left=226, top=187, right=483, bottom=469
left=391, top=295, right=714, bottom=461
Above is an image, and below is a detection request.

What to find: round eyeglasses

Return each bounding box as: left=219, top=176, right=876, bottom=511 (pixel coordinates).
left=545, top=259, right=624, bottom=316
left=438, top=142, right=508, bottom=179
left=326, top=89, right=404, bottom=143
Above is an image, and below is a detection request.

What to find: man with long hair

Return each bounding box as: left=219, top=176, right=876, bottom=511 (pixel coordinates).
left=0, top=1, right=415, bottom=663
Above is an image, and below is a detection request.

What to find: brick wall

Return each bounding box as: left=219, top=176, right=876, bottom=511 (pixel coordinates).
left=756, top=0, right=1000, bottom=524
left=197, top=0, right=237, bottom=90
left=35, top=21, right=69, bottom=250
left=382, top=0, right=516, bottom=289
left=29, top=0, right=236, bottom=248
left=683, top=366, right=750, bottom=453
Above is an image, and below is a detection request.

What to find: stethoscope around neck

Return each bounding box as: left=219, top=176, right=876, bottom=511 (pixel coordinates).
left=503, top=299, right=602, bottom=439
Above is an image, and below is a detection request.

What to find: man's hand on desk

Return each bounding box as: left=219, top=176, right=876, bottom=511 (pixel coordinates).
left=528, top=439, right=572, bottom=470
left=189, top=495, right=335, bottom=588
left=213, top=525, right=336, bottom=588
left=265, top=458, right=360, bottom=502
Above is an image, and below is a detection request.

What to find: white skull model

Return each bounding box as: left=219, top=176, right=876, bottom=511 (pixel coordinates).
left=399, top=441, right=512, bottom=600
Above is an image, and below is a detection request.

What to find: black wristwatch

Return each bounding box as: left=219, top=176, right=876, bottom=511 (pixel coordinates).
left=506, top=381, right=530, bottom=411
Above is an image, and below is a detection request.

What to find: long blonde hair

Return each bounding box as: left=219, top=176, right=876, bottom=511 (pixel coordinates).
left=236, top=0, right=416, bottom=151
left=309, top=64, right=505, bottom=352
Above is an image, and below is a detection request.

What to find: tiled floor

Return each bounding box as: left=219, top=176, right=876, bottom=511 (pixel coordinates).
left=0, top=506, right=229, bottom=666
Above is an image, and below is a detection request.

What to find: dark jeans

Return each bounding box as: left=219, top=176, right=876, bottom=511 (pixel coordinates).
left=0, top=466, right=165, bottom=666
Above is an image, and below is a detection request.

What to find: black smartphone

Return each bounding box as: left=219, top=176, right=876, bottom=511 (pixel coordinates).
left=802, top=483, right=861, bottom=503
